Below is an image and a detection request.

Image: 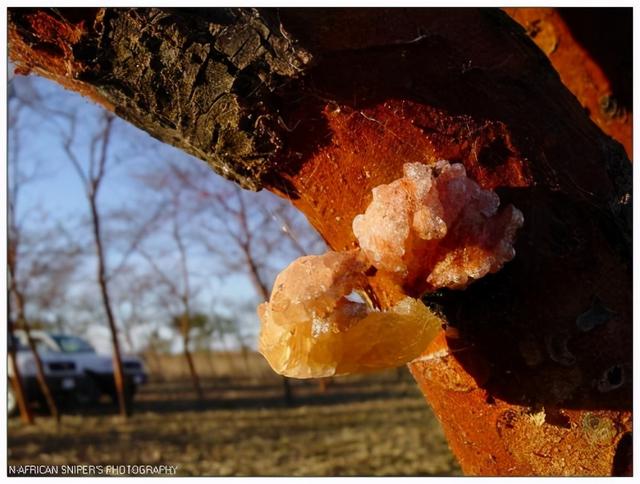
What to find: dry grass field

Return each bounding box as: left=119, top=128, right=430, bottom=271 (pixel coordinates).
left=8, top=352, right=461, bottom=476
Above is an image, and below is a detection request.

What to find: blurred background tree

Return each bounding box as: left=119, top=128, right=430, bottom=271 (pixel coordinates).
left=7, top=73, right=325, bottom=407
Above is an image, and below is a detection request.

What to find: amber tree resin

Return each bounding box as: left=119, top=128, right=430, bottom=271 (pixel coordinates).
left=258, top=160, right=523, bottom=378
left=258, top=251, right=442, bottom=378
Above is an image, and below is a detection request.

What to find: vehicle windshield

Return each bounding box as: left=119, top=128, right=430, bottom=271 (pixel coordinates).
left=50, top=335, right=96, bottom=353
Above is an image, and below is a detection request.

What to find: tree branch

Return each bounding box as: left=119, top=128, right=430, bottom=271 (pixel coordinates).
left=8, top=7, right=632, bottom=476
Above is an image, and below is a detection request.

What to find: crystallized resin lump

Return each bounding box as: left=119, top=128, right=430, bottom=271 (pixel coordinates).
left=258, top=251, right=442, bottom=378
left=353, top=161, right=524, bottom=291
left=258, top=160, right=523, bottom=378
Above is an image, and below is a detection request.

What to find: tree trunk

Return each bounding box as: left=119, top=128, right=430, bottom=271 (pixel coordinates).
left=8, top=264, right=59, bottom=421
left=89, top=194, right=129, bottom=417
left=21, top=322, right=60, bottom=421
left=9, top=8, right=631, bottom=476
left=182, top=343, right=204, bottom=399
left=8, top=221, right=60, bottom=420
left=181, top=316, right=204, bottom=399
left=504, top=7, right=632, bottom=159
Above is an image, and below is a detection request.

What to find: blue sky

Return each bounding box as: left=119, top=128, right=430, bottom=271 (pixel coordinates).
left=8, top=75, right=323, bottom=355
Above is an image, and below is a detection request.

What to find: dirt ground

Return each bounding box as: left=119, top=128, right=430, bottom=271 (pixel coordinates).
left=8, top=355, right=461, bottom=476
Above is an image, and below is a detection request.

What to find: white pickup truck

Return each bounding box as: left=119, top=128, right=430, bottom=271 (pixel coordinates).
left=8, top=330, right=147, bottom=416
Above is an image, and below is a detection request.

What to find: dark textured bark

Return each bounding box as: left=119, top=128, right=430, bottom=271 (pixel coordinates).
left=8, top=7, right=310, bottom=190
left=9, top=7, right=632, bottom=476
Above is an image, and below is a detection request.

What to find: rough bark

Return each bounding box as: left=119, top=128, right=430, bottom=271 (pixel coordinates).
left=8, top=7, right=311, bottom=190
left=9, top=7, right=632, bottom=476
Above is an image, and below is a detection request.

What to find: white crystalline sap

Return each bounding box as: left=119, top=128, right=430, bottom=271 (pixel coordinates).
left=353, top=160, right=524, bottom=290
left=352, top=181, right=411, bottom=272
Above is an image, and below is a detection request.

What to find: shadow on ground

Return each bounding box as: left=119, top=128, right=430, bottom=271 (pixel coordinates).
left=8, top=369, right=461, bottom=476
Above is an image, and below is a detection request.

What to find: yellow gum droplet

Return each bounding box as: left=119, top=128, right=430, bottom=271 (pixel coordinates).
left=258, top=252, right=441, bottom=378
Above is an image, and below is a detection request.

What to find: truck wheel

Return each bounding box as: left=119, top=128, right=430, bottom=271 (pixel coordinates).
left=8, top=381, right=18, bottom=417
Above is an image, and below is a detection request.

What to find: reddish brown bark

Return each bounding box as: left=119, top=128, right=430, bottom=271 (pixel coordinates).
left=260, top=9, right=632, bottom=475
left=9, top=8, right=631, bottom=476
left=271, top=82, right=630, bottom=476
left=8, top=9, right=113, bottom=111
